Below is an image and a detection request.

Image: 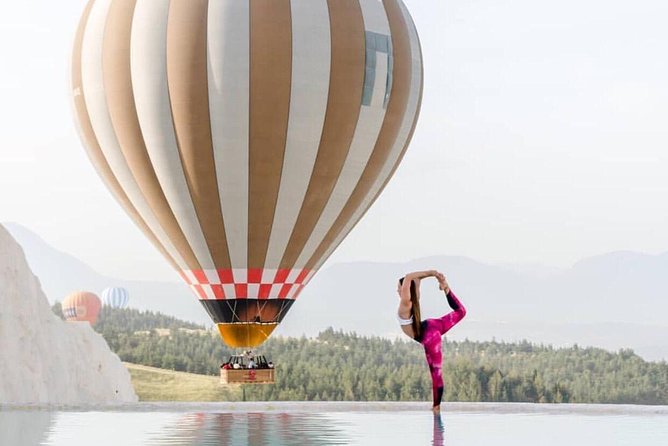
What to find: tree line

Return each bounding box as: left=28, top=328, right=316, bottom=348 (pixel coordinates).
left=53, top=305, right=668, bottom=404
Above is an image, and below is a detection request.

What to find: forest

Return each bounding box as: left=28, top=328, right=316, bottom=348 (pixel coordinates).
left=53, top=304, right=668, bottom=404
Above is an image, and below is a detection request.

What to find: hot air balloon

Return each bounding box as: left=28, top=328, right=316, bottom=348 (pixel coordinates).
left=71, top=0, right=422, bottom=348
left=101, top=287, right=130, bottom=308
left=62, top=291, right=102, bottom=325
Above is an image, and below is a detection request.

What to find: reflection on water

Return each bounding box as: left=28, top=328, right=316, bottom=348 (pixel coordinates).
left=432, top=414, right=444, bottom=446
left=2, top=405, right=668, bottom=446
left=148, top=412, right=349, bottom=445
left=0, top=410, right=51, bottom=445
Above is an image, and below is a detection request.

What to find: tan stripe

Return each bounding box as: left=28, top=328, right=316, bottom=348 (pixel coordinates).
left=167, top=0, right=231, bottom=270
left=278, top=0, right=365, bottom=269
left=72, top=0, right=181, bottom=272
left=247, top=0, right=293, bottom=270
left=304, top=0, right=412, bottom=270
left=102, top=0, right=202, bottom=272
left=247, top=0, right=293, bottom=269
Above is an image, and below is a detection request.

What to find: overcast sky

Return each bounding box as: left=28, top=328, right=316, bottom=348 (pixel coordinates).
left=1, top=0, right=667, bottom=282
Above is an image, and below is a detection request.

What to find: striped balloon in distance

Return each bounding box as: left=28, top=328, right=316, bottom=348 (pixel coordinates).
left=101, top=287, right=130, bottom=309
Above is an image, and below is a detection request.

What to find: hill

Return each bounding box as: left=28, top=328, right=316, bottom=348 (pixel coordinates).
left=125, top=363, right=238, bottom=402
left=91, top=308, right=668, bottom=405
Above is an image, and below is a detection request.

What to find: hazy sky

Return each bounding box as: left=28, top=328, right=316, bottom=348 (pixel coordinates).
left=1, top=0, right=667, bottom=281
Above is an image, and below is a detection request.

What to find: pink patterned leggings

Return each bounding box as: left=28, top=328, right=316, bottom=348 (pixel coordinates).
left=418, top=291, right=466, bottom=407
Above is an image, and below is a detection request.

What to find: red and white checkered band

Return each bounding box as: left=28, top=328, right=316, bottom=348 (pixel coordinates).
left=177, top=268, right=316, bottom=301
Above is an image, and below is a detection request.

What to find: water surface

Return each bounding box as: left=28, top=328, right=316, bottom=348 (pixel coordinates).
left=2, top=402, right=667, bottom=445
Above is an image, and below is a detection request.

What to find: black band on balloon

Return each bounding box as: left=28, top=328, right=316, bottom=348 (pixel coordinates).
left=200, top=299, right=296, bottom=324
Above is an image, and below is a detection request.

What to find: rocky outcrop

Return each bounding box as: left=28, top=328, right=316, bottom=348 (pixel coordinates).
left=0, top=224, right=137, bottom=404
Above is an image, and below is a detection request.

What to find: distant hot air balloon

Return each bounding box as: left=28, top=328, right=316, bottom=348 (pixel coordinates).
left=72, top=0, right=422, bottom=348
left=101, top=287, right=130, bottom=308
left=62, top=291, right=102, bottom=325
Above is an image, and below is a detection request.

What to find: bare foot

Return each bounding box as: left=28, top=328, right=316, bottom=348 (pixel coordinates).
left=432, top=405, right=440, bottom=414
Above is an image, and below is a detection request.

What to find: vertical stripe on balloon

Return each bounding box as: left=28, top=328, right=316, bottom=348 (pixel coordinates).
left=248, top=0, right=293, bottom=269
left=207, top=0, right=251, bottom=270
left=263, top=0, right=331, bottom=269
left=167, top=0, right=232, bottom=271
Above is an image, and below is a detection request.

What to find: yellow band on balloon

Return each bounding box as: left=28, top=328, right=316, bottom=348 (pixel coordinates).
left=216, top=323, right=278, bottom=348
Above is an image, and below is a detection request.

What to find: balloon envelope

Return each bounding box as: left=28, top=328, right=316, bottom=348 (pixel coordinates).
left=72, top=0, right=422, bottom=347
left=62, top=291, right=102, bottom=325
left=101, top=287, right=130, bottom=308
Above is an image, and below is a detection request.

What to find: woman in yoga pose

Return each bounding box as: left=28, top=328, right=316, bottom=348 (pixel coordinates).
left=397, top=270, right=467, bottom=413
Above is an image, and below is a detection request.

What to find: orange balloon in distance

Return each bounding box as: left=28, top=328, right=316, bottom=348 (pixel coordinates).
left=71, top=0, right=423, bottom=348
left=62, top=291, right=102, bottom=325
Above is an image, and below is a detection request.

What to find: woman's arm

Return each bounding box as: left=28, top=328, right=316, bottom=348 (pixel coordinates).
left=399, top=270, right=435, bottom=303
left=446, top=289, right=466, bottom=316
left=404, top=270, right=439, bottom=282
left=437, top=273, right=466, bottom=321
left=401, top=269, right=438, bottom=293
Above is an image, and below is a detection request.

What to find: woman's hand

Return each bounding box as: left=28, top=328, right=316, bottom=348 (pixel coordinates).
left=436, top=272, right=450, bottom=293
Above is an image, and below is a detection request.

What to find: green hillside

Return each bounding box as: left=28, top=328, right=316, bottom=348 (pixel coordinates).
left=125, top=363, right=240, bottom=402
left=65, top=306, right=668, bottom=404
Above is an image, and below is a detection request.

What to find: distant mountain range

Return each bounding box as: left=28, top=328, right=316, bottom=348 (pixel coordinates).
left=4, top=222, right=668, bottom=361
left=4, top=222, right=206, bottom=325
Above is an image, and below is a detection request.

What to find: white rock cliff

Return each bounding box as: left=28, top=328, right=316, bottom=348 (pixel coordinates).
left=0, top=224, right=137, bottom=404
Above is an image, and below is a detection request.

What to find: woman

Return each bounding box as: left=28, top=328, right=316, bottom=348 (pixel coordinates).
left=397, top=270, right=467, bottom=413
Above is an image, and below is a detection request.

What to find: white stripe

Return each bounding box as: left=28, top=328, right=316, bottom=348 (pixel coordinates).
left=208, top=1, right=250, bottom=270
left=222, top=284, right=236, bottom=298
left=370, top=52, right=388, bottom=108
left=81, top=0, right=188, bottom=272
left=202, top=285, right=216, bottom=300
left=131, top=0, right=216, bottom=272
left=232, top=269, right=247, bottom=283
left=294, top=2, right=391, bottom=269
left=264, top=0, right=331, bottom=268
left=204, top=269, right=220, bottom=284
left=247, top=284, right=260, bottom=298
left=286, top=269, right=301, bottom=283
left=314, top=0, right=423, bottom=272
left=359, top=0, right=389, bottom=33
left=269, top=284, right=283, bottom=298
left=261, top=269, right=278, bottom=283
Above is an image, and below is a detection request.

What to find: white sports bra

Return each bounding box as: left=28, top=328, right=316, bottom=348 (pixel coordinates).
left=397, top=313, right=413, bottom=326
